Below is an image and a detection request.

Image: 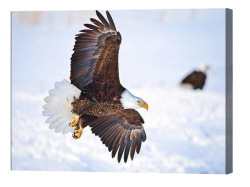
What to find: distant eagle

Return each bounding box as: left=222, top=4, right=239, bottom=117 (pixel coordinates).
left=42, top=11, right=148, bottom=163
left=179, top=64, right=211, bottom=90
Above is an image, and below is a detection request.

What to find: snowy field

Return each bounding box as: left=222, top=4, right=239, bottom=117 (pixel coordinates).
left=11, top=9, right=226, bottom=173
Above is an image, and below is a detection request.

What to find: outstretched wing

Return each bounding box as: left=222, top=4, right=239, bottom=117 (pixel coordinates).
left=88, top=109, right=146, bottom=163
left=70, top=10, right=122, bottom=92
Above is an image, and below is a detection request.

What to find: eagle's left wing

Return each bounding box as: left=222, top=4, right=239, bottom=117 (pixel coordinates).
left=70, top=11, right=123, bottom=93
left=88, top=109, right=146, bottom=163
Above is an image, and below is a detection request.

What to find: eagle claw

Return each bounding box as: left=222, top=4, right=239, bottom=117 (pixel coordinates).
left=72, top=128, right=83, bottom=140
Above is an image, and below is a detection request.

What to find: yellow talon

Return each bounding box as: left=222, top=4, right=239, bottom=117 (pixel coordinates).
left=69, top=115, right=79, bottom=127
left=73, top=127, right=83, bottom=139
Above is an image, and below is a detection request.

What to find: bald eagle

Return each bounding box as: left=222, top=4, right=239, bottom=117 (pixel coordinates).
left=42, top=11, right=148, bottom=163
left=179, top=64, right=211, bottom=90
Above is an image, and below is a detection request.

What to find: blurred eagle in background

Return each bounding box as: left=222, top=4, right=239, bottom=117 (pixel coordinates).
left=42, top=11, right=148, bottom=163
left=179, top=64, right=211, bottom=90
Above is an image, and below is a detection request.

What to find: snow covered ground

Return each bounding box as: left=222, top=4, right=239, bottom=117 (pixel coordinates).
left=12, top=87, right=225, bottom=173
left=11, top=9, right=226, bottom=173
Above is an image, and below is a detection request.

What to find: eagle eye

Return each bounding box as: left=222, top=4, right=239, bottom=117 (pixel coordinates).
left=137, top=100, right=141, bottom=104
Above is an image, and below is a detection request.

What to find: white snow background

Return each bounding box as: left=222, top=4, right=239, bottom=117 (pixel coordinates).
left=11, top=9, right=226, bottom=173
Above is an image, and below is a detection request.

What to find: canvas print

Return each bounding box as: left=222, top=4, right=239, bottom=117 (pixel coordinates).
left=11, top=9, right=232, bottom=173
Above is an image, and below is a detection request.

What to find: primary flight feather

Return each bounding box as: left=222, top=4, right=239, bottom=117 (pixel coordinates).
left=42, top=10, right=148, bottom=163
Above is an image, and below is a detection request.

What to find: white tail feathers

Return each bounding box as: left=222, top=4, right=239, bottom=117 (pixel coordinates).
left=42, top=79, right=81, bottom=134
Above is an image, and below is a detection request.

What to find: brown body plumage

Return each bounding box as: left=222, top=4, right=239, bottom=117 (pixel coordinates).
left=181, top=71, right=207, bottom=90
left=71, top=90, right=124, bottom=117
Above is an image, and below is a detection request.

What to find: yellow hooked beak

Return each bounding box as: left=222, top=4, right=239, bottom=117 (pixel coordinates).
left=139, top=101, right=148, bottom=111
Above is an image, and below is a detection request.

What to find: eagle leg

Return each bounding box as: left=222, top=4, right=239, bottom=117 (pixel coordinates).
left=69, top=115, right=79, bottom=127
left=69, top=115, right=84, bottom=139
left=72, top=126, right=83, bottom=139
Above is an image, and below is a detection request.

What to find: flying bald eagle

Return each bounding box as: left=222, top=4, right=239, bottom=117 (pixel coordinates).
left=179, top=64, right=211, bottom=90
left=42, top=11, right=148, bottom=163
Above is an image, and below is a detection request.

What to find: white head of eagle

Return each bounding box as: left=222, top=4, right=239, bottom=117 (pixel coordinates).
left=120, top=89, right=148, bottom=110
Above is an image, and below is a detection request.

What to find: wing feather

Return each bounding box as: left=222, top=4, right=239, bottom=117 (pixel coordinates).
left=112, top=130, right=124, bottom=158
left=84, top=24, right=101, bottom=32
left=106, top=11, right=117, bottom=32
left=89, top=109, right=146, bottom=163
left=117, top=130, right=127, bottom=162
left=136, top=130, right=142, bottom=154
left=130, top=131, right=137, bottom=160
left=90, top=18, right=105, bottom=32
left=123, top=130, right=132, bottom=163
